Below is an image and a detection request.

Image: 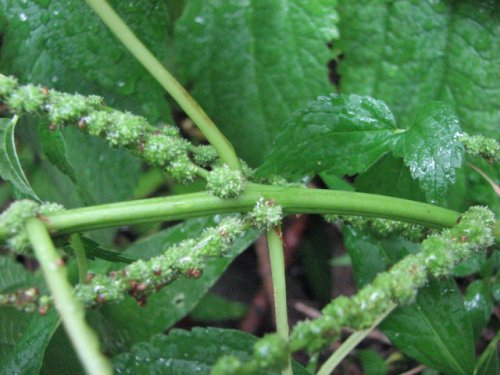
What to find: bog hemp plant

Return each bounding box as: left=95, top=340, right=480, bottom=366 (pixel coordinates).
left=0, top=1, right=499, bottom=375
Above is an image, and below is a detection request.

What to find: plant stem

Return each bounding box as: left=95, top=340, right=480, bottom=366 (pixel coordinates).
left=316, top=304, right=396, bottom=375
left=267, top=227, right=292, bottom=375
left=41, top=184, right=472, bottom=236
left=25, top=218, right=113, bottom=375
left=70, top=234, right=89, bottom=284
left=84, top=0, right=240, bottom=170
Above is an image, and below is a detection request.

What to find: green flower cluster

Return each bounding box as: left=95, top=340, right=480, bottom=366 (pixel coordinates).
left=0, top=74, right=215, bottom=182
left=0, top=200, right=64, bottom=254
left=0, top=287, right=50, bottom=314
left=75, top=217, right=244, bottom=307
left=459, top=133, right=500, bottom=162
left=206, top=165, right=245, bottom=199
left=325, top=215, right=433, bottom=242
left=214, top=207, right=496, bottom=372
left=248, top=198, right=283, bottom=230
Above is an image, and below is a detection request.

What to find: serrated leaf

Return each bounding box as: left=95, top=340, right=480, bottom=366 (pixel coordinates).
left=0, top=117, right=38, bottom=200
left=0, top=257, right=59, bottom=375
left=91, top=218, right=260, bottom=353
left=338, top=0, right=499, bottom=139
left=259, top=94, right=400, bottom=178
left=381, top=279, right=476, bottom=375
left=174, top=0, right=338, bottom=166
left=393, top=102, right=463, bottom=203
left=113, top=327, right=310, bottom=375
left=464, top=280, right=494, bottom=340
left=79, top=236, right=133, bottom=264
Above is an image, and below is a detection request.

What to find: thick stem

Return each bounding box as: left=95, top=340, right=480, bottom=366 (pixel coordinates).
left=41, top=185, right=469, bottom=236
left=70, top=234, right=89, bottom=285
left=84, top=0, right=240, bottom=170
left=267, top=228, right=292, bottom=375
left=25, top=219, right=113, bottom=375
left=316, top=304, right=396, bottom=375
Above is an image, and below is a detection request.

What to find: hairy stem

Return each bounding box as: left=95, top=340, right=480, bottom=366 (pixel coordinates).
left=70, top=234, right=89, bottom=285
left=267, top=228, right=292, bottom=375
left=25, top=219, right=113, bottom=375
left=84, top=0, right=240, bottom=170
left=39, top=184, right=476, bottom=236
left=316, top=304, right=396, bottom=375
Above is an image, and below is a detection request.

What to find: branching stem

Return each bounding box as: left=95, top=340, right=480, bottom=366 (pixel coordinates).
left=25, top=218, right=113, bottom=375
left=84, top=0, right=240, bottom=170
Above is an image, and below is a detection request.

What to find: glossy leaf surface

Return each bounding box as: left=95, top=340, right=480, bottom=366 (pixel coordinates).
left=393, top=102, right=463, bottom=203
left=338, top=0, right=499, bottom=138
left=259, top=94, right=399, bottom=177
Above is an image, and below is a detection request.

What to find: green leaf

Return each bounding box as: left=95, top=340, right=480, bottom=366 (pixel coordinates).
left=0, top=0, right=172, bottom=123
left=92, top=218, right=260, bottom=353
left=452, top=253, right=486, bottom=278
left=61, top=127, right=141, bottom=205
left=343, top=225, right=419, bottom=287
left=77, top=236, right=133, bottom=264
left=354, top=154, right=426, bottom=202
left=113, top=327, right=310, bottom=375
left=393, top=102, right=463, bottom=203
left=174, top=0, right=338, bottom=166
left=338, top=0, right=499, bottom=139
left=190, top=293, right=247, bottom=322
left=357, top=350, right=388, bottom=375
left=464, top=280, right=493, bottom=340
left=259, top=94, right=399, bottom=178
left=0, top=117, right=38, bottom=200
left=474, top=332, right=499, bottom=375
left=0, top=311, right=60, bottom=375
left=381, top=279, right=476, bottom=375
left=37, top=125, right=76, bottom=183
left=0, top=257, right=59, bottom=375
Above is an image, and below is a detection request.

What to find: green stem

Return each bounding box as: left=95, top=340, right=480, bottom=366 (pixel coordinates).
left=25, top=219, right=113, bottom=375
left=84, top=0, right=240, bottom=170
left=70, top=234, right=89, bottom=284
left=316, top=304, right=396, bottom=375
left=267, top=228, right=292, bottom=375
left=42, top=184, right=469, bottom=236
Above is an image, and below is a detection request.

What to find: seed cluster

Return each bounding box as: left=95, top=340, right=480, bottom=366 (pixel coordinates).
left=325, top=214, right=433, bottom=242
left=459, top=133, right=500, bottom=162
left=0, top=200, right=64, bottom=254
left=75, top=217, right=245, bottom=307
left=0, top=287, right=50, bottom=314
left=213, top=206, right=496, bottom=373
left=247, top=198, right=283, bottom=230
left=206, top=165, right=245, bottom=199
left=0, top=74, right=216, bottom=182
